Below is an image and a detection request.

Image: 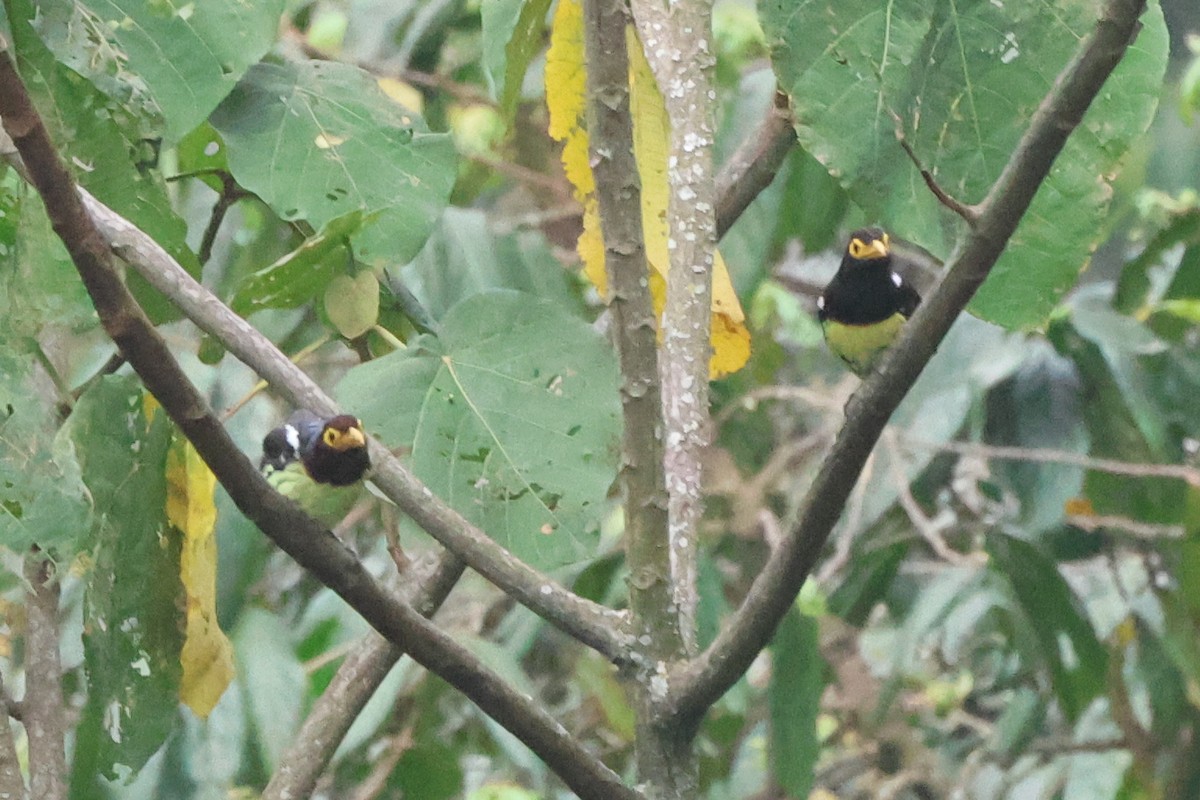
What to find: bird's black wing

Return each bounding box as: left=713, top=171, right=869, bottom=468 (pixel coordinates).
left=896, top=275, right=921, bottom=318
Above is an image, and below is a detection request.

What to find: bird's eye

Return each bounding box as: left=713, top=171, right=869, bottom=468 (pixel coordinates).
left=848, top=239, right=866, bottom=258
left=324, top=429, right=338, bottom=446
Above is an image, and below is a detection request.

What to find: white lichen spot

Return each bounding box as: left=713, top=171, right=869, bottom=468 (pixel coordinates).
left=540, top=584, right=553, bottom=595
left=104, top=700, right=124, bottom=744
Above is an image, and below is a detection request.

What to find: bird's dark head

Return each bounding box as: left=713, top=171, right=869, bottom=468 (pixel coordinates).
left=319, top=415, right=367, bottom=453
left=845, top=227, right=891, bottom=264
left=305, top=415, right=370, bottom=486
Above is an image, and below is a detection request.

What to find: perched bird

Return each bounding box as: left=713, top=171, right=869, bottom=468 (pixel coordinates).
left=260, top=410, right=371, bottom=526
left=817, top=227, right=922, bottom=376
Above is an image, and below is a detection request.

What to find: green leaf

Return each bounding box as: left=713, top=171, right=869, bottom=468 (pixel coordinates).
left=762, top=0, right=1169, bottom=329
left=325, top=270, right=380, bottom=339
left=769, top=607, right=823, bottom=798
left=230, top=211, right=363, bottom=316
left=482, top=0, right=552, bottom=120
left=211, top=61, right=458, bottom=265
left=986, top=532, right=1107, bottom=721
left=828, top=541, right=908, bottom=627
left=392, top=742, right=464, bottom=800
left=987, top=343, right=1089, bottom=533
left=399, top=207, right=585, bottom=321
left=338, top=290, right=621, bottom=568
left=11, top=0, right=200, bottom=323
left=234, top=607, right=306, bottom=774
left=67, top=377, right=182, bottom=788
left=1049, top=289, right=1187, bottom=525
left=988, top=687, right=1044, bottom=757
left=0, top=375, right=91, bottom=556
left=45, top=0, right=285, bottom=141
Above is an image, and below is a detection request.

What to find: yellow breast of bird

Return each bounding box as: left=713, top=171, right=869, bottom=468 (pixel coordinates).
left=823, top=312, right=908, bottom=374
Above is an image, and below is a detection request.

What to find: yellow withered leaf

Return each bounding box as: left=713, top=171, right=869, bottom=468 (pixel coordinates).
left=166, top=434, right=234, bottom=718
left=546, top=0, right=750, bottom=378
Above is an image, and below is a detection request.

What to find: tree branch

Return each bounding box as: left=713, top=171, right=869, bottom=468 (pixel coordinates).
left=582, top=0, right=675, bottom=669
left=22, top=556, right=65, bottom=800
left=715, top=89, right=796, bottom=240
left=664, top=0, right=1150, bottom=730
left=631, top=0, right=716, bottom=664
left=0, top=669, right=25, bottom=800
left=264, top=553, right=465, bottom=800
left=0, top=51, right=637, bottom=800
left=0, top=126, right=627, bottom=667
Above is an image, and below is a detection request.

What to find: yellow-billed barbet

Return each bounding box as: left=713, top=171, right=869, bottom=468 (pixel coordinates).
left=817, top=227, right=921, bottom=375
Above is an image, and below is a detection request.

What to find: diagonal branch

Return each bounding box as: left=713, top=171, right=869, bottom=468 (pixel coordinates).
left=663, top=0, right=1150, bottom=730
left=715, top=89, right=796, bottom=240
left=0, top=49, right=637, bottom=800
left=0, top=130, right=628, bottom=666
left=264, top=552, right=465, bottom=800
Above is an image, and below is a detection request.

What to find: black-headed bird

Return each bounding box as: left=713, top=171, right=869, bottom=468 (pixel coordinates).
left=260, top=410, right=371, bottom=526
left=817, top=227, right=921, bottom=376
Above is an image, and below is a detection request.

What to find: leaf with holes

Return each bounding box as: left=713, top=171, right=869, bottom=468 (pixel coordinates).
left=41, top=0, right=285, bottom=141
left=337, top=290, right=621, bottom=568
left=762, top=0, right=1168, bottom=328
left=211, top=61, right=457, bottom=266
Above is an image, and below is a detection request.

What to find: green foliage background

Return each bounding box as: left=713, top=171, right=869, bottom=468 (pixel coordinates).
left=0, top=0, right=1197, bottom=797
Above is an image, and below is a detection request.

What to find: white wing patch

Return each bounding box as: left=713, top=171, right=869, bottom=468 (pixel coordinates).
left=891, top=272, right=903, bottom=288
left=816, top=295, right=825, bottom=310
left=284, top=424, right=301, bottom=453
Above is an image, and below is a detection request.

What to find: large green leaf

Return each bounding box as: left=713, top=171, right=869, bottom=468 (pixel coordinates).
left=234, top=607, right=306, bottom=774
left=0, top=184, right=93, bottom=555
left=481, top=0, right=552, bottom=121
left=210, top=61, right=458, bottom=267
left=762, top=0, right=1168, bottom=329
left=9, top=0, right=201, bottom=323
left=398, top=207, right=585, bottom=321
left=38, top=0, right=284, bottom=141
left=67, top=377, right=182, bottom=790
left=987, top=532, right=1107, bottom=722
left=337, top=290, right=621, bottom=568
left=0, top=372, right=91, bottom=555
left=769, top=607, right=823, bottom=799
left=229, top=211, right=363, bottom=317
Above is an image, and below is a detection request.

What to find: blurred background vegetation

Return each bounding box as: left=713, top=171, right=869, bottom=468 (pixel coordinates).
left=1, top=0, right=1200, bottom=797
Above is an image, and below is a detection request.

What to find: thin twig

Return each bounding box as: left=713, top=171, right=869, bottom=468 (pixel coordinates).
left=196, top=173, right=252, bottom=266
left=892, top=113, right=980, bottom=225
left=900, top=436, right=1200, bottom=487
left=70, top=352, right=125, bottom=400
left=1067, top=514, right=1184, bottom=539
left=468, top=152, right=574, bottom=201
left=883, top=431, right=980, bottom=565
left=219, top=335, right=330, bottom=422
